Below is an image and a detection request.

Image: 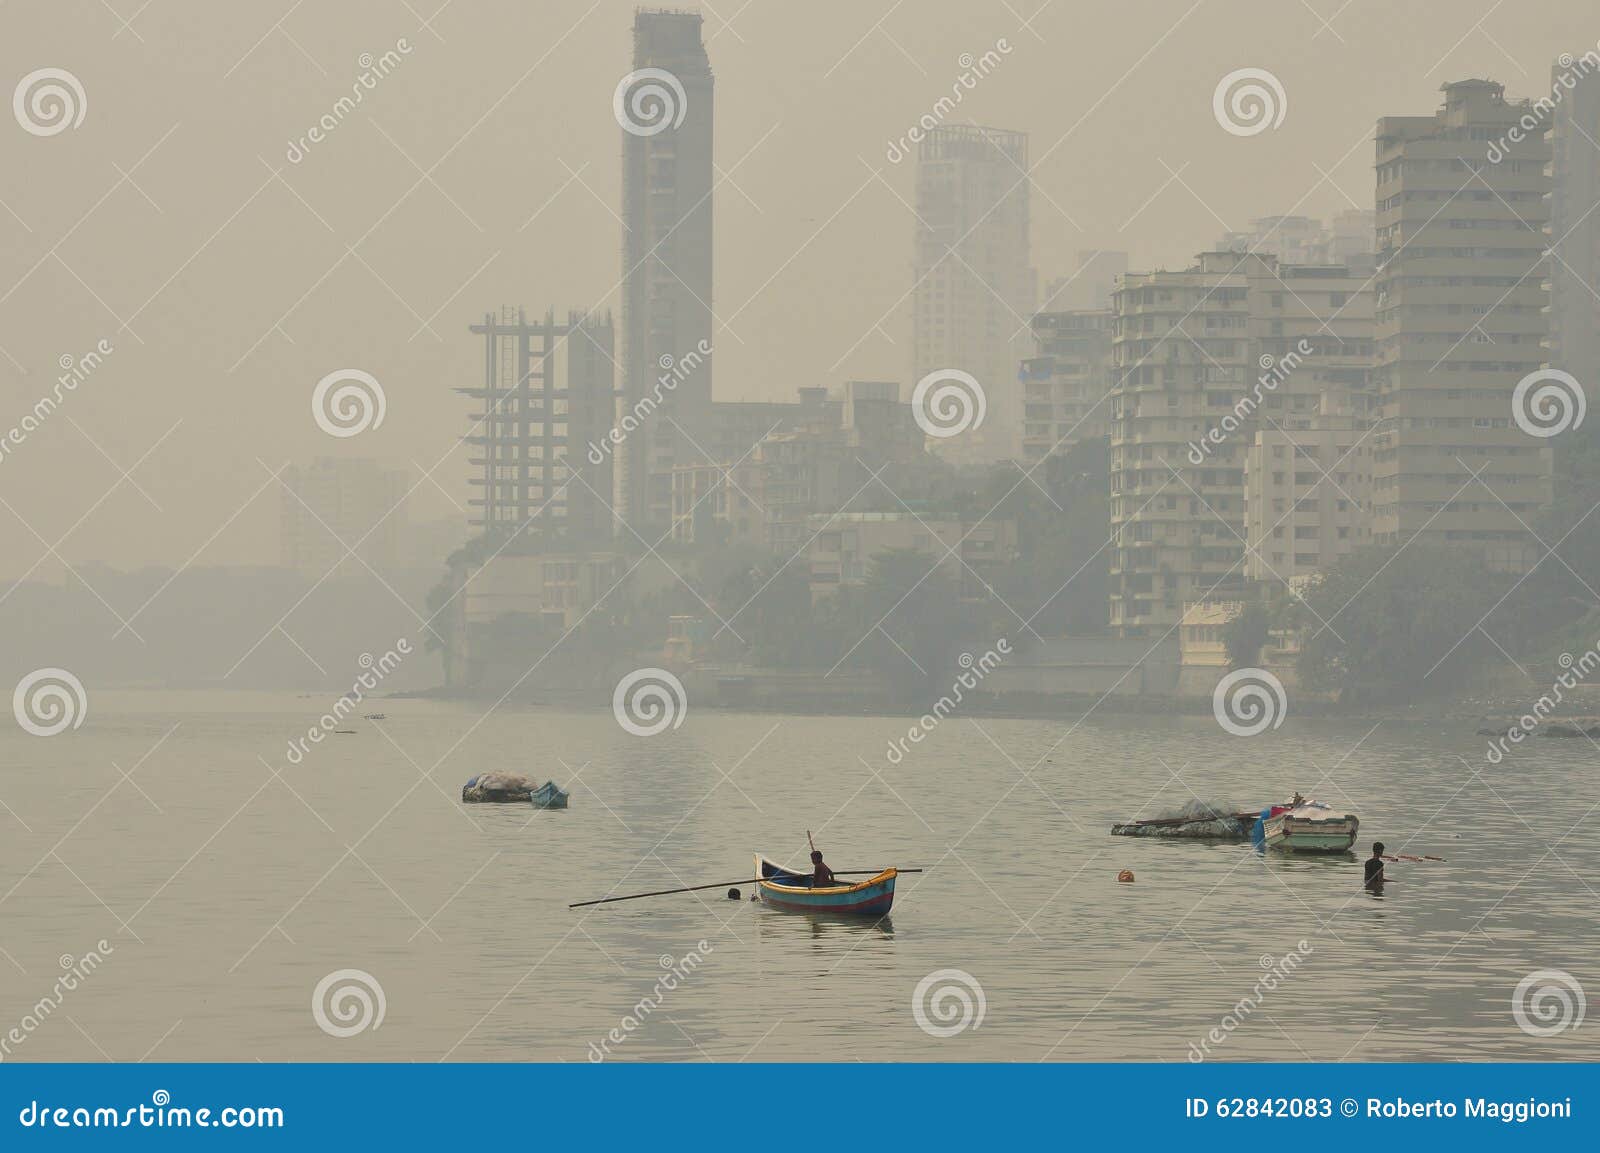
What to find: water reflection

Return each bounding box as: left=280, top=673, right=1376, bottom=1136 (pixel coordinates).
left=754, top=907, right=896, bottom=943
left=2, top=699, right=1595, bottom=1061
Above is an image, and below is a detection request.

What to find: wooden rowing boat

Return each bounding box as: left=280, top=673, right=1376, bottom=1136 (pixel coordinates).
left=1262, top=801, right=1359, bottom=853
left=753, top=854, right=896, bottom=916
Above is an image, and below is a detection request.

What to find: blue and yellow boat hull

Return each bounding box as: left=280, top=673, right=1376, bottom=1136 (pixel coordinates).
left=754, top=854, right=896, bottom=916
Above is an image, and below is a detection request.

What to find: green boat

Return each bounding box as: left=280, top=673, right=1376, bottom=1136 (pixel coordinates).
left=1262, top=801, right=1359, bottom=853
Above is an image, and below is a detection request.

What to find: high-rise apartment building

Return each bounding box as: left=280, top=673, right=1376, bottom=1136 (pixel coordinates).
left=1108, top=253, right=1374, bottom=636
left=913, top=126, right=1036, bottom=464
left=1549, top=62, right=1600, bottom=397
left=1243, top=398, right=1375, bottom=583
left=617, top=10, right=715, bottom=535
left=1020, top=309, right=1114, bottom=461
left=1372, top=80, right=1552, bottom=570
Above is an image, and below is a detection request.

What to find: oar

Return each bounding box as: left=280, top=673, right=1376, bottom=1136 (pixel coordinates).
left=1381, top=853, right=1445, bottom=863
left=570, top=878, right=756, bottom=908
left=569, top=869, right=926, bottom=909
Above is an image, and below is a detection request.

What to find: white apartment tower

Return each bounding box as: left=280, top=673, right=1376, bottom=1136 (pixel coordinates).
left=913, top=126, right=1036, bottom=463
left=1108, top=253, right=1375, bottom=636
left=1372, top=80, right=1552, bottom=570
left=1549, top=60, right=1600, bottom=397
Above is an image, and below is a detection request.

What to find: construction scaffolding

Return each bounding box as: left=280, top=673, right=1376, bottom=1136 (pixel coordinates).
left=459, top=308, right=616, bottom=544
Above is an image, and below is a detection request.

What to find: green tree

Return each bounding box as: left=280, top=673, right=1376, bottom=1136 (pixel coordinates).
left=1294, top=544, right=1506, bottom=703
left=1223, top=599, right=1271, bottom=668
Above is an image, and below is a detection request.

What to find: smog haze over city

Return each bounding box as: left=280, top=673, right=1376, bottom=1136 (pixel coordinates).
left=0, top=0, right=1598, bottom=1076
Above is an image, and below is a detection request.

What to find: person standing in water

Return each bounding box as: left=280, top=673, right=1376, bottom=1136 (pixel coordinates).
left=1364, top=842, right=1390, bottom=890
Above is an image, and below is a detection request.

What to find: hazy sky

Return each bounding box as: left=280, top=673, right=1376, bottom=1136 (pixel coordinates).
left=1, top=0, right=1596, bottom=578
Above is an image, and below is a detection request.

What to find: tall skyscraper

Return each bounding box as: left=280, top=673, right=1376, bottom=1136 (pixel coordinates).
left=1371, top=80, right=1552, bottom=571
left=1549, top=61, right=1600, bottom=396
left=617, top=10, right=714, bottom=535
left=913, top=125, right=1036, bottom=464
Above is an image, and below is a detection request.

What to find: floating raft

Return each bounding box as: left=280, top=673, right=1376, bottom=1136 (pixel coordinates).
left=462, top=772, right=537, bottom=803
left=1109, top=811, right=1259, bottom=839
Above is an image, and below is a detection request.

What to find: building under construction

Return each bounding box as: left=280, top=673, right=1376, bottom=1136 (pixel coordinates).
left=459, top=308, right=616, bottom=546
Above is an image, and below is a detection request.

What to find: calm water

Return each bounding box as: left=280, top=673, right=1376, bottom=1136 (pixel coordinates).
left=1, top=692, right=1596, bottom=1062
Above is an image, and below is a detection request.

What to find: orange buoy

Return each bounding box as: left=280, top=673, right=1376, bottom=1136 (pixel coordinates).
left=1117, top=869, right=1135, bottom=883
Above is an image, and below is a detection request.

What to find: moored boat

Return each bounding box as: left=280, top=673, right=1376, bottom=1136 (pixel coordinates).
left=530, top=780, right=569, bottom=810
left=1260, top=800, right=1359, bottom=853
left=754, top=854, right=896, bottom=916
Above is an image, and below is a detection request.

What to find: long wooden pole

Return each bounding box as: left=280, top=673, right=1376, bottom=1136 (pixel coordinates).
left=569, top=879, right=755, bottom=908
left=569, top=869, right=925, bottom=909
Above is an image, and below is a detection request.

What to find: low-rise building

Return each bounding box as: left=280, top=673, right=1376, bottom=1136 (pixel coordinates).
left=805, top=512, right=1018, bottom=600
left=669, top=461, right=766, bottom=546
left=457, top=552, right=629, bottom=632
left=1178, top=600, right=1241, bottom=667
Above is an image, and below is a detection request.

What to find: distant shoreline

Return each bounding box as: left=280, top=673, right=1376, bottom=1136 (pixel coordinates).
left=386, top=683, right=1525, bottom=724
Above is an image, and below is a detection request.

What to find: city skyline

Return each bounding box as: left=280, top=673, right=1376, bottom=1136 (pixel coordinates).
left=3, top=0, right=1599, bottom=1080
left=5, top=1, right=1600, bottom=579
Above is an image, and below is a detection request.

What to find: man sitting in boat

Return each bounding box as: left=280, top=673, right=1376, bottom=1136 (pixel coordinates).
left=810, top=849, right=838, bottom=889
